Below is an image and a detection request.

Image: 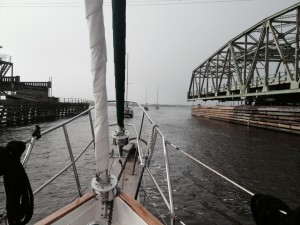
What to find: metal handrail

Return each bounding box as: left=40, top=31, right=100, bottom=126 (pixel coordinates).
left=33, top=140, right=94, bottom=196
left=22, top=107, right=95, bottom=167
left=0, top=107, right=96, bottom=224
left=122, top=101, right=176, bottom=224
left=18, top=102, right=175, bottom=225
left=21, top=106, right=95, bottom=200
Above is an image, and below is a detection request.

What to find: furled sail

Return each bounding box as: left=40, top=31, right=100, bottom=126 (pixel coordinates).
left=85, top=0, right=109, bottom=173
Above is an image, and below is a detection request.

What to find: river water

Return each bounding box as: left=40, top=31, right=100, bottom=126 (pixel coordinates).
left=1, top=105, right=300, bottom=225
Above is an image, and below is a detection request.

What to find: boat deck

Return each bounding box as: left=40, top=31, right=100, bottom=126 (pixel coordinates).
left=109, top=143, right=140, bottom=198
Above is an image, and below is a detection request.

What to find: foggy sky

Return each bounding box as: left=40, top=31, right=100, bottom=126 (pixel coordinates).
left=0, top=0, right=299, bottom=105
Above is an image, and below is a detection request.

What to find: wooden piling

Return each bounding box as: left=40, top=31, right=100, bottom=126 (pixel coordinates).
left=0, top=100, right=89, bottom=127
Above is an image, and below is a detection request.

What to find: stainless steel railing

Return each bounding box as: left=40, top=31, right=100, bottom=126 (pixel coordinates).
left=127, top=101, right=176, bottom=225
left=108, top=100, right=176, bottom=224
left=0, top=107, right=95, bottom=225
left=2, top=102, right=176, bottom=225
left=22, top=107, right=95, bottom=198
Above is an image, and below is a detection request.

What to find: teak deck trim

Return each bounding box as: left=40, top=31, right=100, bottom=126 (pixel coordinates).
left=34, top=192, right=96, bottom=225
left=119, top=192, right=163, bottom=225
left=35, top=191, right=163, bottom=225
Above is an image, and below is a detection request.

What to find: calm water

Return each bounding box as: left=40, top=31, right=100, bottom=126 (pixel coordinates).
left=1, top=106, right=300, bottom=225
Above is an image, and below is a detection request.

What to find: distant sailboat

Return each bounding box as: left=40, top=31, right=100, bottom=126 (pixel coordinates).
left=144, top=88, right=149, bottom=111
left=155, top=86, right=159, bottom=110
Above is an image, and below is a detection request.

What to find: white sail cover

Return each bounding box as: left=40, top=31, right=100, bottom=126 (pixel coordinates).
left=85, top=0, right=109, bottom=173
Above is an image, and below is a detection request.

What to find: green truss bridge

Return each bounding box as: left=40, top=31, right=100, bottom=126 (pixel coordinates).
left=188, top=3, right=300, bottom=105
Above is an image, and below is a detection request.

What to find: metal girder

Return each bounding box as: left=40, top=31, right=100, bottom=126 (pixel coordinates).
left=269, top=22, right=293, bottom=81
left=295, top=6, right=300, bottom=82
left=187, top=3, right=300, bottom=102
left=229, top=43, right=244, bottom=93
left=0, top=61, right=13, bottom=81
left=245, top=23, right=266, bottom=87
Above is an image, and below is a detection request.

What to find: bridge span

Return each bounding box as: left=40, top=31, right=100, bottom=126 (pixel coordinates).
left=188, top=3, right=300, bottom=105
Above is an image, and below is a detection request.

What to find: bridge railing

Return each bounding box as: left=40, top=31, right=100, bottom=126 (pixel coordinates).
left=249, top=71, right=291, bottom=87
left=1, top=77, right=19, bottom=82
left=190, top=71, right=295, bottom=98
left=59, top=98, right=89, bottom=104
left=23, top=82, right=51, bottom=88
left=1, top=77, right=51, bottom=88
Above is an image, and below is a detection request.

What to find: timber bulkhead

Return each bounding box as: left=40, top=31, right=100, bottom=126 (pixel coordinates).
left=192, top=105, right=300, bottom=135
left=0, top=54, right=89, bottom=127
left=0, top=99, right=89, bottom=126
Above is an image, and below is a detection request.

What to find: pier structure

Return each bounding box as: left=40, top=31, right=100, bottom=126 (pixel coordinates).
left=0, top=99, right=89, bottom=126
left=0, top=53, right=89, bottom=126
left=1, top=53, right=51, bottom=101
left=0, top=53, right=13, bottom=94
left=187, top=3, right=300, bottom=105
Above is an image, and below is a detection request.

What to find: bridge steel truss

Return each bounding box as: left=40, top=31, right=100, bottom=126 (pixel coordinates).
left=188, top=3, right=300, bottom=104
left=0, top=54, right=13, bottom=81
left=0, top=54, right=13, bottom=95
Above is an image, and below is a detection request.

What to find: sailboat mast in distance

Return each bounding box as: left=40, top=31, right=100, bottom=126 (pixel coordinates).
left=144, top=88, right=149, bottom=111
left=155, top=85, right=159, bottom=110
left=126, top=53, right=129, bottom=101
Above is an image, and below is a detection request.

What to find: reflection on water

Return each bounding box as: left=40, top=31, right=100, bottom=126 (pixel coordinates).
left=1, top=106, right=300, bottom=225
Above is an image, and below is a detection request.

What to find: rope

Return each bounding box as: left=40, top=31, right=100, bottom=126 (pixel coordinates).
left=0, top=141, right=34, bottom=225
left=133, top=127, right=157, bottom=199
left=146, top=125, right=158, bottom=166
left=0, top=212, right=7, bottom=224
left=250, top=194, right=289, bottom=225
left=250, top=194, right=300, bottom=225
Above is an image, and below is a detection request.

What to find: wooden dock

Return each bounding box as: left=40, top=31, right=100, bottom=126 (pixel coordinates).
left=0, top=99, right=89, bottom=127
left=1, top=56, right=90, bottom=127
left=192, top=105, right=300, bottom=135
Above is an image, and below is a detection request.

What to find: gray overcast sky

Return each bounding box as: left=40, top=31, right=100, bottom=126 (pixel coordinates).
left=0, top=0, right=299, bottom=105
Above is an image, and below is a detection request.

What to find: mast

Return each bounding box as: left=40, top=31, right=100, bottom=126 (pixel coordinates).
left=155, top=85, right=159, bottom=109
left=146, top=88, right=148, bottom=105
left=112, top=0, right=126, bottom=129
left=126, top=53, right=129, bottom=101
left=157, top=85, right=159, bottom=106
